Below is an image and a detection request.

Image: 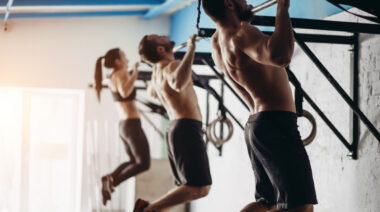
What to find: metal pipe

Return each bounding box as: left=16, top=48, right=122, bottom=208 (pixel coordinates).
left=350, top=33, right=360, bottom=159
left=3, top=0, right=14, bottom=31
left=294, top=31, right=380, bottom=144
left=218, top=82, right=225, bottom=156
left=251, top=0, right=277, bottom=13
left=252, top=16, right=380, bottom=34
left=0, top=5, right=150, bottom=14
left=199, top=28, right=357, bottom=45
left=173, top=36, right=203, bottom=53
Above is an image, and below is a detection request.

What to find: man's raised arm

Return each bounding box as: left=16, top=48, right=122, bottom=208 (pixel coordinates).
left=167, top=34, right=197, bottom=92
left=238, top=0, right=294, bottom=67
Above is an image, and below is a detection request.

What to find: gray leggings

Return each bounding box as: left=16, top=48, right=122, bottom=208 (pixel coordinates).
left=111, top=119, right=150, bottom=186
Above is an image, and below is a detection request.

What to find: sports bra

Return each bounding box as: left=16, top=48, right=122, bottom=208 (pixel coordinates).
left=111, top=88, right=136, bottom=102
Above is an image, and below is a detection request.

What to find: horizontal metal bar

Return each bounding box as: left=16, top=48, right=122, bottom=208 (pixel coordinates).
left=173, top=36, right=202, bottom=53
left=252, top=15, right=380, bottom=34
left=174, top=52, right=216, bottom=66
left=200, top=28, right=356, bottom=45
left=252, top=0, right=277, bottom=13
left=88, top=70, right=217, bottom=88
left=88, top=84, right=146, bottom=90
left=0, top=5, right=151, bottom=14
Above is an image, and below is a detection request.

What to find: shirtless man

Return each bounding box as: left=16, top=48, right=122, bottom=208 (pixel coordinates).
left=202, top=0, right=317, bottom=211
left=134, top=34, right=212, bottom=212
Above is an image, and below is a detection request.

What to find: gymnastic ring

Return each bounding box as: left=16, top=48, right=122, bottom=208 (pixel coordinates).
left=206, top=116, right=234, bottom=148
left=206, top=118, right=228, bottom=148
left=206, top=120, right=220, bottom=147
left=300, top=110, right=317, bottom=146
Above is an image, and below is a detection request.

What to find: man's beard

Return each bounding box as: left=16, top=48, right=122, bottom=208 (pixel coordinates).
left=164, top=41, right=175, bottom=52
left=234, top=2, right=253, bottom=22
left=157, top=41, right=175, bottom=61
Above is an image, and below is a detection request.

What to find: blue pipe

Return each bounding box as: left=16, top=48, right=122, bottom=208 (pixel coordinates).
left=142, top=0, right=184, bottom=20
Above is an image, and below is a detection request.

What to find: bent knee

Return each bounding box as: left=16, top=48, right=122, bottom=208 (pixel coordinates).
left=136, top=159, right=150, bottom=171
left=192, top=185, right=211, bottom=198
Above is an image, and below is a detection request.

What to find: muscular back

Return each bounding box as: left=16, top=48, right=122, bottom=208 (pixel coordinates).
left=211, top=24, right=296, bottom=114
left=151, top=61, right=202, bottom=121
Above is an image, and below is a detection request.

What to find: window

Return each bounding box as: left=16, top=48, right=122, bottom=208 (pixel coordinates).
left=0, top=87, right=84, bottom=212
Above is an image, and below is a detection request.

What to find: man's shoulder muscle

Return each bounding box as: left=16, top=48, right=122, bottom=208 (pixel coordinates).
left=235, top=23, right=264, bottom=46
left=165, top=60, right=180, bottom=72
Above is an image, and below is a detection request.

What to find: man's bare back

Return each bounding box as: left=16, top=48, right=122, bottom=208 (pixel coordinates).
left=206, top=0, right=295, bottom=114
left=150, top=60, right=202, bottom=121
left=203, top=1, right=317, bottom=211
left=211, top=22, right=295, bottom=114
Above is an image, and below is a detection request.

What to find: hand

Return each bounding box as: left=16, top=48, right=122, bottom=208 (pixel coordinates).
left=277, top=0, right=290, bottom=10
left=133, top=62, right=140, bottom=75
left=187, top=34, right=197, bottom=50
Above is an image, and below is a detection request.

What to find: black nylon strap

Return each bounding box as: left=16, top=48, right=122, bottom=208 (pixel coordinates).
left=286, top=68, right=304, bottom=117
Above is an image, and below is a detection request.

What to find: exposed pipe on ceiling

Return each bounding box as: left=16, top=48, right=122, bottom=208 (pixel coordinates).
left=3, top=0, right=14, bottom=31
left=0, top=5, right=151, bottom=14
left=142, top=0, right=194, bottom=20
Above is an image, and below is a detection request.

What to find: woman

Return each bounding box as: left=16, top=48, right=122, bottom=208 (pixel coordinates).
left=95, top=48, right=150, bottom=205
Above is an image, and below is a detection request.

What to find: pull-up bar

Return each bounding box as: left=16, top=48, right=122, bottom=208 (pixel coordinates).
left=251, top=0, right=277, bottom=13
left=172, top=0, right=278, bottom=52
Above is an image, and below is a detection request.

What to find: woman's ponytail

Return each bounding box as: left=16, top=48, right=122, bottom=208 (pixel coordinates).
left=95, top=56, right=104, bottom=102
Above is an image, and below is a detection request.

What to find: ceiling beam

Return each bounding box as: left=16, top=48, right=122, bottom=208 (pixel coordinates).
left=0, top=5, right=152, bottom=14
left=7, top=0, right=164, bottom=6
left=142, top=0, right=194, bottom=20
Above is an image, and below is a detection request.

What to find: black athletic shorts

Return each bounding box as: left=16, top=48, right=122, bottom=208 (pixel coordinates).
left=165, top=118, right=212, bottom=187
left=245, top=111, right=318, bottom=210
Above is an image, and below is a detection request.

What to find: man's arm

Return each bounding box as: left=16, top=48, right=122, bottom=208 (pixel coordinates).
left=238, top=0, right=294, bottom=67
left=167, top=35, right=196, bottom=92
left=117, top=62, right=139, bottom=98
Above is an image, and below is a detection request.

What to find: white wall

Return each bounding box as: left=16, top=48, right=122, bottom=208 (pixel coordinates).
left=298, top=9, right=380, bottom=212
left=191, top=9, right=380, bottom=212
left=0, top=15, right=171, bottom=212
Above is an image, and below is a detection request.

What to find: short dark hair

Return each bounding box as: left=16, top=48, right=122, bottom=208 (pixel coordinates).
left=138, top=35, right=161, bottom=63
left=202, top=0, right=226, bottom=21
